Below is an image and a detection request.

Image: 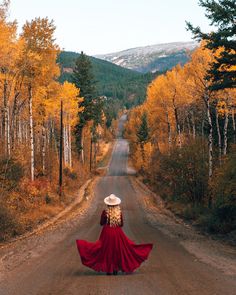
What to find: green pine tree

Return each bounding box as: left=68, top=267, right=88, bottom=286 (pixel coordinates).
left=187, top=0, right=236, bottom=91
left=72, top=51, right=97, bottom=152
left=73, top=51, right=96, bottom=121
left=137, top=112, right=149, bottom=144
left=137, top=112, right=149, bottom=167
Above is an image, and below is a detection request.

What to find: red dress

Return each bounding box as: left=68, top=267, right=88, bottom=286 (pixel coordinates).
left=76, top=210, right=153, bottom=273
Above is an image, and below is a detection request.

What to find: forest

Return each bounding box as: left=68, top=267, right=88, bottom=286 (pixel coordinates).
left=58, top=51, right=158, bottom=108
left=125, top=20, right=236, bottom=238
left=0, top=1, right=116, bottom=241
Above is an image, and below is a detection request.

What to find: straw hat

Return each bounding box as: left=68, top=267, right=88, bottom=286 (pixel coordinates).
left=104, top=194, right=121, bottom=206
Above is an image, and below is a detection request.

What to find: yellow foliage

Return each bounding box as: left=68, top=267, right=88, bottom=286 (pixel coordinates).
left=126, top=41, right=236, bottom=173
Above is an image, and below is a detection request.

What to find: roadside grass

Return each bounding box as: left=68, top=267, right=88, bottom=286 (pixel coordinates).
left=0, top=203, right=23, bottom=241
left=135, top=172, right=236, bottom=245
left=157, top=197, right=236, bottom=245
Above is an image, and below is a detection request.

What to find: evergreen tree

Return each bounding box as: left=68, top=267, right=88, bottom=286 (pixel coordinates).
left=137, top=112, right=149, bottom=166
left=137, top=112, right=149, bottom=144
left=73, top=51, right=96, bottom=122
left=187, top=0, right=236, bottom=91
left=72, top=51, right=97, bottom=152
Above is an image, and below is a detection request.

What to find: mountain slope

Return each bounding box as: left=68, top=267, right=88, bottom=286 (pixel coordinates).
left=95, top=41, right=198, bottom=73
left=58, top=51, right=159, bottom=108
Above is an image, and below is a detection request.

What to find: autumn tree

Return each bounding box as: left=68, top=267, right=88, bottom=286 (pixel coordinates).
left=184, top=44, right=215, bottom=189
left=53, top=82, right=82, bottom=168
left=165, top=66, right=187, bottom=148
left=20, top=17, right=60, bottom=180
left=146, top=75, right=173, bottom=152
left=0, top=0, right=20, bottom=157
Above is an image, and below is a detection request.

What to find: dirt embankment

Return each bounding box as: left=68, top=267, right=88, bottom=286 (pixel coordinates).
left=130, top=176, right=236, bottom=277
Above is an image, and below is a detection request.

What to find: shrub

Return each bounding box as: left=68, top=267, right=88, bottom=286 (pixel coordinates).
left=182, top=205, right=209, bottom=221
left=211, top=146, right=236, bottom=206
left=18, top=178, right=50, bottom=208
left=63, top=167, right=78, bottom=180
left=45, top=194, right=52, bottom=204
left=0, top=203, right=22, bottom=241
left=0, top=157, right=24, bottom=190
left=150, top=139, right=208, bottom=205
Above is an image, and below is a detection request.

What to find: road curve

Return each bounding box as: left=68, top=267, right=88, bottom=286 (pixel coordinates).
left=1, top=115, right=236, bottom=295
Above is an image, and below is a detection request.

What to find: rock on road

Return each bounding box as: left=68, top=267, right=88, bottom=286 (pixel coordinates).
left=0, top=115, right=236, bottom=295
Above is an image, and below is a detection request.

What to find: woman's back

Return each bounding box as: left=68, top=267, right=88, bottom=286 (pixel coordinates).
left=100, top=209, right=123, bottom=227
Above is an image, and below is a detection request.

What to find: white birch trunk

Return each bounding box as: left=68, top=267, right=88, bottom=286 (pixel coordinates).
left=6, top=106, right=10, bottom=156
left=191, top=111, right=196, bottom=139
left=215, top=108, right=222, bottom=163
left=22, top=121, right=27, bottom=142
left=166, top=109, right=172, bottom=151
left=0, top=111, right=3, bottom=139
left=66, top=124, right=69, bottom=165
left=18, top=118, right=22, bottom=144
left=68, top=123, right=72, bottom=168
left=63, top=124, right=69, bottom=166
left=24, top=121, right=27, bottom=143
left=223, top=111, right=229, bottom=156
left=10, top=92, right=20, bottom=150
left=3, top=79, right=10, bottom=157
left=81, top=128, right=85, bottom=165
left=22, top=121, right=24, bottom=142
left=93, top=141, right=97, bottom=169
left=0, top=114, right=2, bottom=139
left=29, top=85, right=34, bottom=181
left=42, top=120, right=46, bottom=175
left=232, top=108, right=235, bottom=143
left=47, top=122, right=50, bottom=145
left=51, top=121, right=59, bottom=163
left=37, top=131, right=40, bottom=154
left=172, top=96, right=182, bottom=148
left=206, top=96, right=213, bottom=178
left=63, top=125, right=66, bottom=165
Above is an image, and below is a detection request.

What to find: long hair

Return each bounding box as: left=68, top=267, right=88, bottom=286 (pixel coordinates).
left=106, top=205, right=122, bottom=227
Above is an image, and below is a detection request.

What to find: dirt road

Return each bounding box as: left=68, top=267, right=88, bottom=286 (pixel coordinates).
left=0, top=115, right=236, bottom=295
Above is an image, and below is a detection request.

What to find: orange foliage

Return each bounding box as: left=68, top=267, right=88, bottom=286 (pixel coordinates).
left=126, top=41, right=236, bottom=173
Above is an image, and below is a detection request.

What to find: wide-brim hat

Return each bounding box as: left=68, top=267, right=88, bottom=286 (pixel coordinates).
left=104, top=194, right=121, bottom=206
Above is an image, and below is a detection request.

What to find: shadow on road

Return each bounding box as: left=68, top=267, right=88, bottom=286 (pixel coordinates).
left=72, top=270, right=141, bottom=277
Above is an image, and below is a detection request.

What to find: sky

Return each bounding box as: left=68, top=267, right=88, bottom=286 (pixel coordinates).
left=9, top=0, right=212, bottom=55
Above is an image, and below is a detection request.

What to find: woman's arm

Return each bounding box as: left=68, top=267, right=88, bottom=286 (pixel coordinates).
left=120, top=212, right=123, bottom=227
left=100, top=210, right=107, bottom=226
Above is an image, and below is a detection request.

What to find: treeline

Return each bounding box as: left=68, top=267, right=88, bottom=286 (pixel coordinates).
left=0, top=4, right=81, bottom=179
left=0, top=1, right=113, bottom=240
left=58, top=51, right=158, bottom=108
left=126, top=1, right=236, bottom=235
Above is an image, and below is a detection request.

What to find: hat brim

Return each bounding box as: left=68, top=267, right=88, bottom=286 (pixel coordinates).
left=104, top=197, right=121, bottom=206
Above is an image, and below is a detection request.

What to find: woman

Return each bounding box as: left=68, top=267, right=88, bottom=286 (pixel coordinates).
left=76, top=194, right=153, bottom=275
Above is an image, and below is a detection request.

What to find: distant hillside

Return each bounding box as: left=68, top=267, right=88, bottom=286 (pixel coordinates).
left=58, top=51, right=159, bottom=108
left=95, top=41, right=198, bottom=73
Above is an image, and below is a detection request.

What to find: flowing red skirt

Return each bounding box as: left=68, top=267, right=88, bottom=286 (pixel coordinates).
left=76, top=225, right=153, bottom=273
